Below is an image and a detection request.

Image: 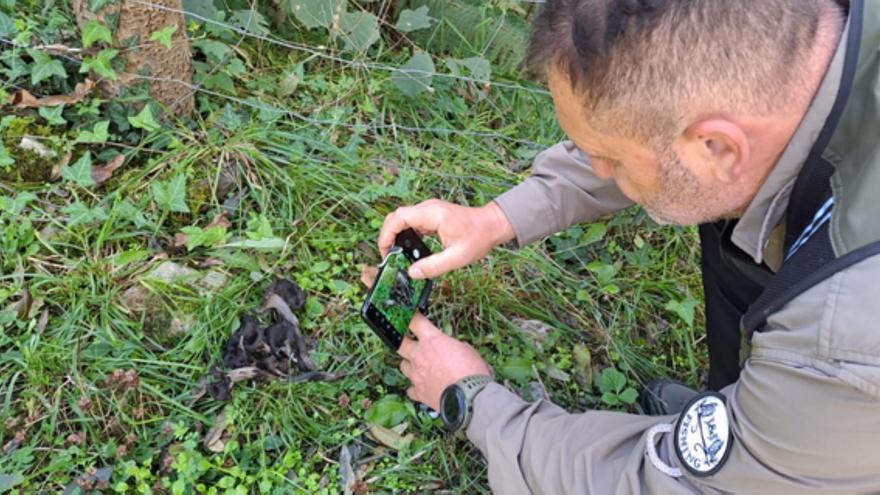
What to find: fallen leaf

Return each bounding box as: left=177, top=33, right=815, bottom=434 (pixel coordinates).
left=91, top=154, right=124, bottom=186
left=50, top=153, right=72, bottom=182
left=360, top=265, right=378, bottom=288
left=203, top=410, right=227, bottom=453
left=339, top=444, right=357, bottom=495
left=37, top=308, right=49, bottom=333
left=9, top=79, right=95, bottom=108
left=367, top=422, right=414, bottom=450
left=206, top=211, right=231, bottom=229
left=173, top=232, right=189, bottom=248
left=14, top=285, right=32, bottom=320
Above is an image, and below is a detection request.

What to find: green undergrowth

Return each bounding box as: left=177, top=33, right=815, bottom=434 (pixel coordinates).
left=0, top=0, right=704, bottom=492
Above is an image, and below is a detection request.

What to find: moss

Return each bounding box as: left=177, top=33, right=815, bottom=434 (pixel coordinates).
left=0, top=116, right=59, bottom=183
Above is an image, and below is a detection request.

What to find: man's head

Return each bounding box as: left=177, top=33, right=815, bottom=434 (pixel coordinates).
left=529, top=0, right=844, bottom=225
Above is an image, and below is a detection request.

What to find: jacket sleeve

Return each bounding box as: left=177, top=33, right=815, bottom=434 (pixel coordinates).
left=494, top=141, right=634, bottom=247
left=466, top=256, right=880, bottom=494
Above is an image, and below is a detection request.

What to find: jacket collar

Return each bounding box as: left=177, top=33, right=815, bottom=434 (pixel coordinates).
left=730, top=10, right=852, bottom=265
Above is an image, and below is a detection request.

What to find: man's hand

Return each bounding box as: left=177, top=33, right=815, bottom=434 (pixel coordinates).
left=398, top=314, right=492, bottom=411
left=378, top=200, right=516, bottom=279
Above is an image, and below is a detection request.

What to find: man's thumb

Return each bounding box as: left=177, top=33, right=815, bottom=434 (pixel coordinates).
left=408, top=250, right=457, bottom=279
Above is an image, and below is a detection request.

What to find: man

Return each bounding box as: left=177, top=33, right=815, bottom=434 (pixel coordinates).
left=379, top=0, right=880, bottom=493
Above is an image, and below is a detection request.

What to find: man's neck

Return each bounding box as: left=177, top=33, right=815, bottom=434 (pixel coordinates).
left=735, top=3, right=847, bottom=217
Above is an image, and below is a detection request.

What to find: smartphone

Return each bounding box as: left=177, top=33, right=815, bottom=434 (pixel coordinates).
left=361, top=229, right=433, bottom=349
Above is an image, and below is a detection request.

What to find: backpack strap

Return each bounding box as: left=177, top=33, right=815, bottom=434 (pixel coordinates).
left=743, top=219, right=880, bottom=335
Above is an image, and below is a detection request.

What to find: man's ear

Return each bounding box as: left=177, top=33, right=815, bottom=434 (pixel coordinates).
left=677, top=119, right=750, bottom=184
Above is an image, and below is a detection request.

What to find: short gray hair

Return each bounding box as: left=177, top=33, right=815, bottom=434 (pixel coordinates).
left=527, top=0, right=840, bottom=143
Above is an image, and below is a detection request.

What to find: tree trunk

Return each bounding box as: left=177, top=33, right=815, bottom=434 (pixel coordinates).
left=71, top=0, right=195, bottom=117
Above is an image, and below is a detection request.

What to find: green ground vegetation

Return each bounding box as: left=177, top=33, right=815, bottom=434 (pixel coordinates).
left=0, top=0, right=705, bottom=492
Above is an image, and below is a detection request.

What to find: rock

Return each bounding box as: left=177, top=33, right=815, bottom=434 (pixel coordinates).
left=147, top=261, right=198, bottom=283
left=198, top=270, right=229, bottom=291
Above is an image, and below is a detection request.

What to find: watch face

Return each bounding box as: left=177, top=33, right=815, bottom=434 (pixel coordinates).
left=440, top=386, right=466, bottom=431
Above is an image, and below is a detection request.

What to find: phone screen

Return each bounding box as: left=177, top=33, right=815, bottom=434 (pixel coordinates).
left=368, top=247, right=428, bottom=335
left=361, top=229, right=433, bottom=349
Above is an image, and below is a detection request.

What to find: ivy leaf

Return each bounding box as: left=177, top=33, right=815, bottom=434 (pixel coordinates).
left=336, top=11, right=379, bottom=52
left=115, top=199, right=154, bottom=229
left=38, top=105, right=66, bottom=126
left=63, top=201, right=107, bottom=227
left=0, top=11, right=16, bottom=38
left=152, top=174, right=189, bottom=213
left=62, top=152, right=97, bottom=188
left=28, top=49, right=66, bottom=85
left=82, top=20, right=113, bottom=48
left=149, top=25, right=177, bottom=49
left=395, top=6, right=432, bottom=33
left=79, top=49, right=118, bottom=80
left=89, top=0, right=117, bottom=12
left=128, top=105, right=160, bottom=132
left=665, top=297, right=699, bottom=327
left=75, top=120, right=110, bottom=144
left=286, top=0, right=345, bottom=29
left=392, top=52, right=434, bottom=97
left=0, top=143, right=14, bottom=168
left=178, top=226, right=229, bottom=251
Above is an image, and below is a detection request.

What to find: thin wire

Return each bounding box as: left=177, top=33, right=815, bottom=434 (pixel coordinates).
left=127, top=0, right=550, bottom=96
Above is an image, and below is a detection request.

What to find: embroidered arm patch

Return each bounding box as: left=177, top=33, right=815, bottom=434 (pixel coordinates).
left=674, top=392, right=733, bottom=477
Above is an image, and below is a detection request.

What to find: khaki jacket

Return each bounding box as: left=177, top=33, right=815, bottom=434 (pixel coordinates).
left=467, top=1, right=880, bottom=493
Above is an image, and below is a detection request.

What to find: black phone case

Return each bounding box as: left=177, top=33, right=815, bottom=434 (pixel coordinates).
left=360, top=228, right=433, bottom=349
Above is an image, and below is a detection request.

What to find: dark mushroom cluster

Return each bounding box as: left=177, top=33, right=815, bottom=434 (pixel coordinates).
left=196, top=279, right=342, bottom=402
left=221, top=279, right=314, bottom=375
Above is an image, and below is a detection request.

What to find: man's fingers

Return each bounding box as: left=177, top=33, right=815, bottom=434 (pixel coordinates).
left=398, top=336, right=417, bottom=360
left=359, top=265, right=378, bottom=288
left=408, top=245, right=466, bottom=279
left=378, top=203, right=445, bottom=256
left=409, top=313, right=441, bottom=340
left=406, top=386, right=418, bottom=402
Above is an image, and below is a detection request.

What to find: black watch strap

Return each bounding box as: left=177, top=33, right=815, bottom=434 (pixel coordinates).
left=442, top=375, right=493, bottom=433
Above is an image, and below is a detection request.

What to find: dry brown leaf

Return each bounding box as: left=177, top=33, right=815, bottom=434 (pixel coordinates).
left=173, top=232, right=189, bottom=248
left=14, top=285, right=32, bottom=320
left=51, top=153, right=72, bottom=182
left=206, top=212, right=231, bottom=229
left=203, top=411, right=227, bottom=453
left=91, top=154, right=124, bottom=186
left=360, top=265, right=378, bottom=288
left=37, top=309, right=49, bottom=333
left=8, top=79, right=95, bottom=108
left=367, top=422, right=414, bottom=450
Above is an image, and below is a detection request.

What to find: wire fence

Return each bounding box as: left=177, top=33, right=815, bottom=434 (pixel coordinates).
left=2, top=1, right=559, bottom=158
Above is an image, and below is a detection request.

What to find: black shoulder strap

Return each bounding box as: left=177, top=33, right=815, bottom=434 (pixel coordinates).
left=743, top=223, right=880, bottom=335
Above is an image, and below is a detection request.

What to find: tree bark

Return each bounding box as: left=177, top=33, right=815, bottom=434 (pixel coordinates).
left=71, top=0, right=195, bottom=117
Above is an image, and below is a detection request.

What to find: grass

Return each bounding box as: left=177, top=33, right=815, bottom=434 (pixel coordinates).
left=0, top=1, right=704, bottom=492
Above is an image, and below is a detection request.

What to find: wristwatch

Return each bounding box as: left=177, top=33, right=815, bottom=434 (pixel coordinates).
left=439, top=375, right=493, bottom=433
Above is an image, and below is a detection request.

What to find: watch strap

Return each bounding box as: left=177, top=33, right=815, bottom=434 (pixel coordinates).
left=456, top=374, right=493, bottom=432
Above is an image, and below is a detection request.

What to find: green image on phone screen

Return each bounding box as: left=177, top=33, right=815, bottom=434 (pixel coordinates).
left=370, top=248, right=428, bottom=335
